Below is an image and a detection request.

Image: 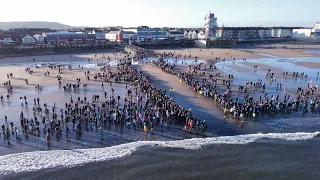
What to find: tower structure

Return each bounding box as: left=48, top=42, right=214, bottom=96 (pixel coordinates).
left=204, top=11, right=218, bottom=39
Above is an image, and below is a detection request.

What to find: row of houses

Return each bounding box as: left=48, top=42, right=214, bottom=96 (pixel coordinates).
left=217, top=27, right=301, bottom=40
left=1, top=25, right=315, bottom=46
left=105, top=26, right=185, bottom=42
left=0, top=26, right=186, bottom=46
left=0, top=28, right=112, bottom=46
left=184, top=26, right=304, bottom=40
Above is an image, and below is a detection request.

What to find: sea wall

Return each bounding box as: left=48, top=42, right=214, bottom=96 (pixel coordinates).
left=293, top=38, right=320, bottom=43
left=206, top=39, right=236, bottom=48
left=0, top=46, right=123, bottom=58
left=194, top=39, right=236, bottom=48
left=194, top=40, right=207, bottom=48
left=236, top=38, right=291, bottom=44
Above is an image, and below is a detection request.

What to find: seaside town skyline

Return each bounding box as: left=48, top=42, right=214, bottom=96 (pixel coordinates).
left=0, top=0, right=319, bottom=28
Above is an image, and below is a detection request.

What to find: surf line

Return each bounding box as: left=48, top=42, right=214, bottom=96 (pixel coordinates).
left=0, top=131, right=319, bottom=175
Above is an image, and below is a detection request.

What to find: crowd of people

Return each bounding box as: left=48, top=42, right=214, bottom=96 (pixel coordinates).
left=1, top=51, right=208, bottom=146
left=145, top=50, right=320, bottom=120
left=2, top=45, right=319, bottom=146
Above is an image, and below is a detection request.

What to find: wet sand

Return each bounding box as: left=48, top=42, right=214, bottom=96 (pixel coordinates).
left=0, top=46, right=320, bottom=177
left=0, top=51, right=125, bottom=65
left=153, top=48, right=262, bottom=60
left=239, top=42, right=320, bottom=58
left=239, top=61, right=284, bottom=72
left=295, top=62, right=320, bottom=69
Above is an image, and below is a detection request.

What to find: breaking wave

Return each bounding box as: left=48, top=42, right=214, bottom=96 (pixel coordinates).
left=0, top=131, right=319, bottom=175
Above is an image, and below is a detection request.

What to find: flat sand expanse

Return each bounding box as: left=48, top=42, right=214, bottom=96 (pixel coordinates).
left=0, top=51, right=126, bottom=65
left=239, top=42, right=320, bottom=58
left=0, top=52, right=127, bottom=95
left=295, top=62, right=320, bottom=69
left=153, top=48, right=262, bottom=60
left=239, top=62, right=284, bottom=72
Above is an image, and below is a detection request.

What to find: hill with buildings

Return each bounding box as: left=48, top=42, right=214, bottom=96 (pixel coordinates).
left=0, top=21, right=73, bottom=30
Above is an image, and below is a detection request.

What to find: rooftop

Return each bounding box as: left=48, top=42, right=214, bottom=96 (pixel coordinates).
left=169, top=31, right=184, bottom=34
left=107, top=31, right=120, bottom=34
left=218, top=26, right=306, bottom=30
left=121, top=30, right=136, bottom=34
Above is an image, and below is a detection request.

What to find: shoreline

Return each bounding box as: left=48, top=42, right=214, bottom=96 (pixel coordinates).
left=0, top=45, right=319, bottom=175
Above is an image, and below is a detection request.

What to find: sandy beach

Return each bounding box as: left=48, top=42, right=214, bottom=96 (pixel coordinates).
left=238, top=42, right=320, bottom=58
left=153, top=47, right=262, bottom=60
left=0, top=45, right=320, bottom=177
left=295, top=61, right=320, bottom=69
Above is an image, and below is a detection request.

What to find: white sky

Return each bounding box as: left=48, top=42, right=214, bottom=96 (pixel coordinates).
left=0, top=0, right=179, bottom=27
left=1, top=0, right=319, bottom=27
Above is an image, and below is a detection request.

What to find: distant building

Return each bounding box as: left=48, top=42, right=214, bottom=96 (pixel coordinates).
left=22, top=35, right=37, bottom=44
left=271, top=27, right=294, bottom=38
left=168, top=30, right=185, bottom=40
left=33, top=34, right=45, bottom=42
left=311, top=22, right=320, bottom=40
left=121, top=30, right=137, bottom=42
left=87, top=30, right=105, bottom=40
left=258, top=28, right=272, bottom=39
left=293, top=22, right=320, bottom=41
left=44, top=32, right=95, bottom=44
left=204, top=11, right=218, bottom=39
left=2, top=31, right=18, bottom=42
left=216, top=26, right=302, bottom=40
left=184, top=30, right=199, bottom=40
left=105, top=30, right=137, bottom=42
left=123, top=26, right=168, bottom=42
left=105, top=31, right=120, bottom=42
left=293, top=28, right=312, bottom=39
left=216, top=27, right=223, bottom=38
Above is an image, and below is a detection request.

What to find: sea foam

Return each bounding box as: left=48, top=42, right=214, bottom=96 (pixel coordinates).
left=0, top=131, right=319, bottom=175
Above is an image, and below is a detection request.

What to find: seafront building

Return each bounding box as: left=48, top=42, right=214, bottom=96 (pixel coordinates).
left=168, top=30, right=185, bottom=41
left=204, top=11, right=218, bottom=38
left=123, top=26, right=168, bottom=42
left=105, top=30, right=137, bottom=42
left=105, top=26, right=185, bottom=42
left=21, top=35, right=37, bottom=45
left=293, top=22, right=320, bottom=41
left=182, top=11, right=303, bottom=41
left=44, top=32, right=96, bottom=44
left=215, top=26, right=299, bottom=40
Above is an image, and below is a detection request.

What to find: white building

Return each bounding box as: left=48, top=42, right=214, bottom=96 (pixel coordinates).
left=121, top=26, right=170, bottom=42
left=184, top=30, right=199, bottom=40
left=33, top=34, right=45, bottom=42
left=187, top=31, right=192, bottom=39
left=293, top=29, right=311, bottom=39
left=293, top=22, right=320, bottom=40
left=204, top=11, right=218, bottom=38
left=192, top=31, right=198, bottom=39
left=105, top=31, right=119, bottom=42
left=271, top=28, right=293, bottom=38
left=311, top=22, right=320, bottom=40
left=22, top=35, right=36, bottom=44
left=183, top=31, right=188, bottom=39
left=105, top=30, right=137, bottom=42
left=197, top=30, right=206, bottom=40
